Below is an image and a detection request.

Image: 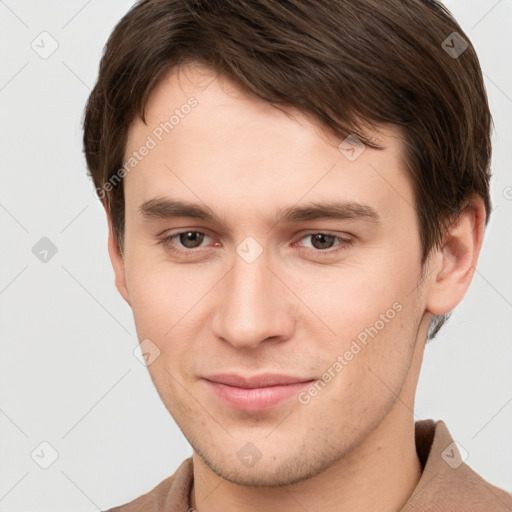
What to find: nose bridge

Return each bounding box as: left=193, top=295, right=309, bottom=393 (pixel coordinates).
left=212, top=246, right=292, bottom=349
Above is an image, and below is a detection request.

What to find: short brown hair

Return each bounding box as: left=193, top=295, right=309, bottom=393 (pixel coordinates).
left=83, top=0, right=493, bottom=339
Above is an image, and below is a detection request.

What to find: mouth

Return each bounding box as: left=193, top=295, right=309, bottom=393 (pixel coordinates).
left=202, top=373, right=315, bottom=412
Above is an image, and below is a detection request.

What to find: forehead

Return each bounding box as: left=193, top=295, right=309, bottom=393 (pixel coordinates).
left=123, top=63, right=412, bottom=226
left=132, top=62, right=401, bottom=149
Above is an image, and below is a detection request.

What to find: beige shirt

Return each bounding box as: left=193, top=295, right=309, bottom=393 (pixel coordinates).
left=105, top=419, right=512, bottom=511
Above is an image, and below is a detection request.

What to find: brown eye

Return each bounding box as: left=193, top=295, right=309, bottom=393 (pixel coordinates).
left=294, top=232, right=354, bottom=255
left=309, top=233, right=336, bottom=250
left=178, top=231, right=205, bottom=249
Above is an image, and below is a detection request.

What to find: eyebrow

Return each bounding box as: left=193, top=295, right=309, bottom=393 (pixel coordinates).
left=138, top=197, right=381, bottom=226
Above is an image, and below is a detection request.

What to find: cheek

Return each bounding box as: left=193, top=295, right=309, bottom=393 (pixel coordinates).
left=298, top=298, right=417, bottom=427
left=283, top=258, right=420, bottom=389
left=283, top=259, right=408, bottom=339
left=125, top=264, right=202, bottom=395
left=124, top=247, right=203, bottom=332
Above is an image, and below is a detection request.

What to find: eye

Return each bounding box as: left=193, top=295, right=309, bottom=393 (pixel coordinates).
left=295, top=232, right=353, bottom=253
left=156, top=230, right=353, bottom=256
left=157, top=230, right=212, bottom=253
left=175, top=231, right=207, bottom=249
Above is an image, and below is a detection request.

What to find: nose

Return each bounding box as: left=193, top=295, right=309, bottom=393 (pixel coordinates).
left=211, top=246, right=295, bottom=349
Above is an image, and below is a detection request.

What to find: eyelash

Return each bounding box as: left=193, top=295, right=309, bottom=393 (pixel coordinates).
left=156, top=230, right=354, bottom=256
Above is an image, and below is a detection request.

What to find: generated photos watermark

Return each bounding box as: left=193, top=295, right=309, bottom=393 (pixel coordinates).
left=93, top=96, right=198, bottom=200
left=298, top=301, right=403, bottom=405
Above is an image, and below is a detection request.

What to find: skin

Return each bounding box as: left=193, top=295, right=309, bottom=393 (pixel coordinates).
left=106, top=62, right=486, bottom=512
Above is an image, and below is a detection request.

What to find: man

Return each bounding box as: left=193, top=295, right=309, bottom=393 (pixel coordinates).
left=83, top=0, right=512, bottom=510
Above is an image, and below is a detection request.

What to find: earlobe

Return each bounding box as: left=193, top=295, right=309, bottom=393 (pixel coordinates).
left=105, top=209, right=131, bottom=306
left=425, top=196, right=486, bottom=316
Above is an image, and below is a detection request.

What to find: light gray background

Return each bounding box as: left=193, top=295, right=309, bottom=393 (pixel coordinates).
left=0, top=1, right=511, bottom=510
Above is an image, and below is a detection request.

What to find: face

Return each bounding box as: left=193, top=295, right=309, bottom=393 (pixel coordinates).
left=114, top=63, right=432, bottom=486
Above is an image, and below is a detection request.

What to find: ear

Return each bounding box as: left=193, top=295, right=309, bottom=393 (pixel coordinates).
left=105, top=208, right=131, bottom=306
left=425, top=195, right=486, bottom=316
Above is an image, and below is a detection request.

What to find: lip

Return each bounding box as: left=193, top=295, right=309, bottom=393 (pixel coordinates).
left=202, top=373, right=315, bottom=412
